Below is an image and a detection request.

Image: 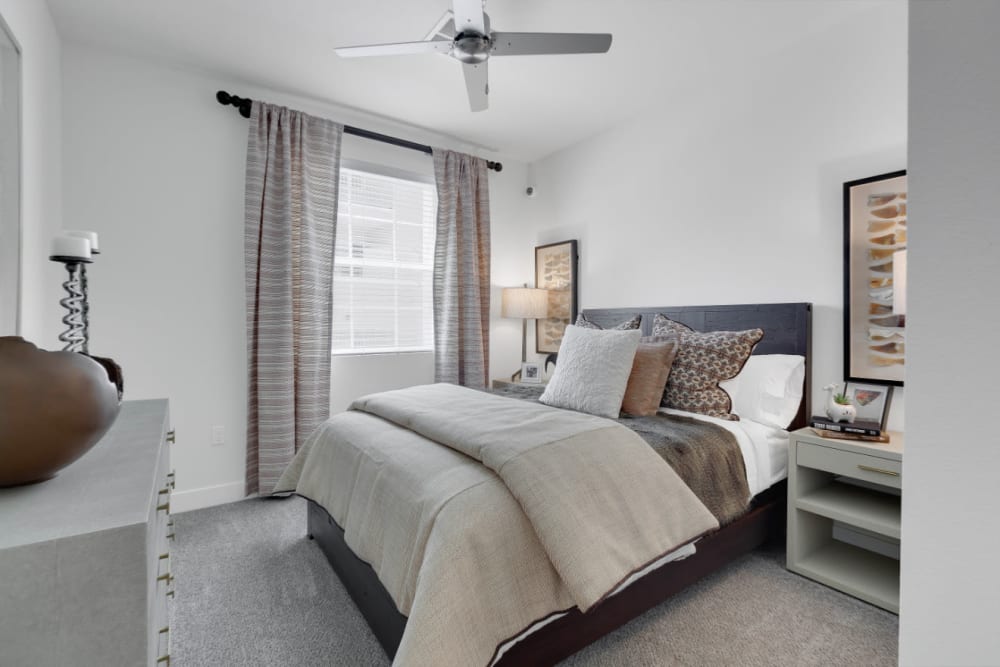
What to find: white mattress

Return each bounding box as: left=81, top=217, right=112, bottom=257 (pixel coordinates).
left=659, top=407, right=790, bottom=497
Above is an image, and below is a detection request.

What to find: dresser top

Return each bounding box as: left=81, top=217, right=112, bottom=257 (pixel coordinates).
left=0, top=399, right=169, bottom=549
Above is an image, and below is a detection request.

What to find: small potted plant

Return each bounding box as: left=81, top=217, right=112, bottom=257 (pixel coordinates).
left=823, top=384, right=858, bottom=423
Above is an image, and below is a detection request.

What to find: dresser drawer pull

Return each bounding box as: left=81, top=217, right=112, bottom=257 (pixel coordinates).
left=166, top=429, right=176, bottom=444
left=167, top=471, right=176, bottom=489
left=857, top=464, right=900, bottom=477
left=166, top=532, right=175, bottom=541
left=158, top=487, right=170, bottom=496
left=158, top=553, right=170, bottom=561
left=157, top=572, right=174, bottom=584
left=157, top=502, right=170, bottom=513
left=159, top=626, right=169, bottom=637
left=156, top=656, right=170, bottom=666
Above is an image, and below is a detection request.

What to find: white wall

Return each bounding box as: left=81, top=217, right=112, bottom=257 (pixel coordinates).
left=0, top=0, right=62, bottom=345
left=526, top=1, right=908, bottom=427
left=900, top=2, right=1000, bottom=663
left=60, top=43, right=533, bottom=511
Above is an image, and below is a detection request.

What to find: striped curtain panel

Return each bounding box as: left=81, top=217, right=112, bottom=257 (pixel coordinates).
left=432, top=149, right=491, bottom=388
left=244, top=102, right=343, bottom=496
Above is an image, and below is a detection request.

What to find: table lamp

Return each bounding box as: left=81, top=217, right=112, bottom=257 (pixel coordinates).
left=501, top=286, right=549, bottom=381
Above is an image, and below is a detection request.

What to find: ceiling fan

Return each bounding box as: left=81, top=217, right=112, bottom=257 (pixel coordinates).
left=335, top=0, right=613, bottom=112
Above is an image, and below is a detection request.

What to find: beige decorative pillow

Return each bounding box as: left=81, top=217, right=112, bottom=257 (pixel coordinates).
left=575, top=313, right=641, bottom=330
left=621, top=336, right=680, bottom=416
left=652, top=314, right=764, bottom=420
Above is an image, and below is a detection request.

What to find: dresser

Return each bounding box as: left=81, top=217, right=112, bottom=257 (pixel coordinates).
left=786, top=427, right=902, bottom=612
left=0, top=399, right=174, bottom=666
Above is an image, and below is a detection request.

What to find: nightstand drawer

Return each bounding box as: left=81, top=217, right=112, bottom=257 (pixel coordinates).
left=797, top=442, right=901, bottom=490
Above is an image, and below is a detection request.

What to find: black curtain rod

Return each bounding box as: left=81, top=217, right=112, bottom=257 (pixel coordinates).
left=216, top=90, right=502, bottom=172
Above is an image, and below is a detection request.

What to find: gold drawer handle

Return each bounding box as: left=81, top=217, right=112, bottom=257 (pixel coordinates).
left=157, top=572, right=174, bottom=584
left=167, top=471, right=176, bottom=489
left=156, top=656, right=170, bottom=666
left=158, top=488, right=170, bottom=496
left=166, top=430, right=176, bottom=444
left=157, top=502, right=170, bottom=513
left=158, top=553, right=170, bottom=561
left=166, top=532, right=175, bottom=541
left=858, top=464, right=900, bottom=477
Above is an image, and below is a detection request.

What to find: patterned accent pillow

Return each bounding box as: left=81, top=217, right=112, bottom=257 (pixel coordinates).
left=652, top=314, right=764, bottom=420
left=575, top=313, right=641, bottom=330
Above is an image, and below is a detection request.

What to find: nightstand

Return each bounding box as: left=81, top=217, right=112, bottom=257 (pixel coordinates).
left=786, top=428, right=903, bottom=613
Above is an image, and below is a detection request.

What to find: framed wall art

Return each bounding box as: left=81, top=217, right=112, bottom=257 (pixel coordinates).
left=845, top=381, right=893, bottom=430
left=843, top=170, right=907, bottom=386
left=535, top=240, right=578, bottom=354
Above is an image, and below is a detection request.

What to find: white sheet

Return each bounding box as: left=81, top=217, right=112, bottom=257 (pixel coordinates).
left=659, top=407, right=789, bottom=497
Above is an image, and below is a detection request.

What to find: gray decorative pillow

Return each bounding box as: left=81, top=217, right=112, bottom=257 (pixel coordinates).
left=539, top=325, right=641, bottom=418
left=575, top=313, right=641, bottom=330
left=652, top=314, right=764, bottom=420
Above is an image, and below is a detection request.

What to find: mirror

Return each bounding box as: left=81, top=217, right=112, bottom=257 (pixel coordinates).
left=0, top=15, right=19, bottom=335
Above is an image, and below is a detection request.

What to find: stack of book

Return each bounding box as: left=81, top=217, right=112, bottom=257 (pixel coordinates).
left=809, top=415, right=890, bottom=443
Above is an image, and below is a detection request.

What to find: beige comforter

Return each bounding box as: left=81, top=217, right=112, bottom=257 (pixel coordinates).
left=275, top=383, right=718, bottom=666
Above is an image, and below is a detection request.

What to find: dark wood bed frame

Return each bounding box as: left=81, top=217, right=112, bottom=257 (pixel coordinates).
left=306, top=302, right=811, bottom=666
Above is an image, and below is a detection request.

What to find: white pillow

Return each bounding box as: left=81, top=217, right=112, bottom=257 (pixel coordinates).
left=539, top=325, right=641, bottom=418
left=719, top=354, right=805, bottom=429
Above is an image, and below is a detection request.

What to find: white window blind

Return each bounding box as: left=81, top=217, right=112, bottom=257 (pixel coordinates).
left=332, top=167, right=437, bottom=354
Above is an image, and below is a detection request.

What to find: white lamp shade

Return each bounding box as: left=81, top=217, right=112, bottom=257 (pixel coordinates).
left=502, top=287, right=549, bottom=319
left=893, top=249, right=907, bottom=315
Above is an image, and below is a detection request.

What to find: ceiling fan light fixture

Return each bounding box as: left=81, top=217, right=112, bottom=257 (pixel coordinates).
left=453, top=32, right=491, bottom=64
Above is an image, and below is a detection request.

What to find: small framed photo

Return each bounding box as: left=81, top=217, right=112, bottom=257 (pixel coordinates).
left=521, top=362, right=542, bottom=384
left=845, top=381, right=893, bottom=429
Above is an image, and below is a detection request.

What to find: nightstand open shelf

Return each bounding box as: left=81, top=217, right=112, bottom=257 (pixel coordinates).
left=795, top=539, right=900, bottom=612
left=797, top=481, right=901, bottom=539
left=787, top=428, right=903, bottom=614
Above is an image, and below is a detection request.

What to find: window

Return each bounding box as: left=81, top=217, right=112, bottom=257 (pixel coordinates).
left=332, top=166, right=437, bottom=354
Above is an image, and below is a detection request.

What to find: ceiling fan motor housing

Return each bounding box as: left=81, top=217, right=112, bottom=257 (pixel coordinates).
left=453, top=32, right=491, bottom=63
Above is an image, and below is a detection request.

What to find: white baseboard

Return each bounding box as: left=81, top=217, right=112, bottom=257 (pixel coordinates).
left=172, top=481, right=248, bottom=513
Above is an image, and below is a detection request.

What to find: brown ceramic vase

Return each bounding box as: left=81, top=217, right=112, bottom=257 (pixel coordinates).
left=0, top=337, right=121, bottom=487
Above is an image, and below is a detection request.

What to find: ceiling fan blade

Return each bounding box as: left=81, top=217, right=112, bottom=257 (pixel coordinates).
left=491, top=32, right=613, bottom=57
left=336, top=40, right=453, bottom=58
left=423, top=10, right=456, bottom=41
left=453, top=0, right=486, bottom=35
left=462, top=61, right=488, bottom=112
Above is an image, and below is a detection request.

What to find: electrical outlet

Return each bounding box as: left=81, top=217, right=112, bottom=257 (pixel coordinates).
left=211, top=425, right=225, bottom=446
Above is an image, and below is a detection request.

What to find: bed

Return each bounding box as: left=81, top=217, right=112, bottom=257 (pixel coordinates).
left=288, top=302, right=811, bottom=666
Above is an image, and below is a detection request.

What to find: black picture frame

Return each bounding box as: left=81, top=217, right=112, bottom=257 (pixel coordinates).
left=535, top=240, right=578, bottom=354
left=843, top=170, right=907, bottom=387
left=844, top=381, right=894, bottom=430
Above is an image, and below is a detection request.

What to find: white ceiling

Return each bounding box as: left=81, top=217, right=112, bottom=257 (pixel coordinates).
left=45, top=0, right=888, bottom=162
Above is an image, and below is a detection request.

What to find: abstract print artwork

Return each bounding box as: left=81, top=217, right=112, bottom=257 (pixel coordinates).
left=843, top=171, right=907, bottom=386
left=535, top=240, right=578, bottom=354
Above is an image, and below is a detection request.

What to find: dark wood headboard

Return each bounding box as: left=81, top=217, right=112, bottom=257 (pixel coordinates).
left=581, top=303, right=812, bottom=430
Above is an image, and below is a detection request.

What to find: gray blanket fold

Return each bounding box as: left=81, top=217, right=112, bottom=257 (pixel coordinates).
left=490, top=382, right=752, bottom=525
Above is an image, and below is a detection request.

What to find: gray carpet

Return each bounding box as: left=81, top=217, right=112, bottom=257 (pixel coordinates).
left=171, top=497, right=898, bottom=666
